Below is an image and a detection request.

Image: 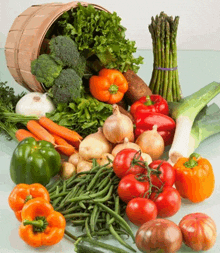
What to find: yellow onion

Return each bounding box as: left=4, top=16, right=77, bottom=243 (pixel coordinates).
left=136, top=125, right=164, bottom=160
left=141, top=153, right=152, bottom=165
left=103, top=104, right=134, bottom=143
left=112, top=137, right=141, bottom=157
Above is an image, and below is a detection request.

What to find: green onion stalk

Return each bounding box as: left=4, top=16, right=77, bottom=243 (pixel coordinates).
left=148, top=12, right=181, bottom=102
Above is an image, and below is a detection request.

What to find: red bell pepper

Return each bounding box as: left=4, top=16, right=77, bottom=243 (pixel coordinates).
left=130, top=95, right=169, bottom=118
left=134, top=111, right=176, bottom=146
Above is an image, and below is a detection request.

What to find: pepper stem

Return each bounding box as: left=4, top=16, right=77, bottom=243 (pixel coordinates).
left=144, top=95, right=154, bottom=106
left=24, top=195, right=32, bottom=203
left=109, top=84, right=119, bottom=94
left=184, top=152, right=200, bottom=168
left=23, top=216, right=48, bottom=232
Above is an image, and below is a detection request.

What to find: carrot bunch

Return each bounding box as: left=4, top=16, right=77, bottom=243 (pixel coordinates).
left=15, top=117, right=82, bottom=157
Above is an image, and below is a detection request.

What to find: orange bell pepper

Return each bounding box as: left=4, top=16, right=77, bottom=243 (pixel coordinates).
left=173, top=153, right=215, bottom=203
left=19, top=198, right=66, bottom=247
left=89, top=68, right=128, bottom=104
left=8, top=183, right=50, bottom=222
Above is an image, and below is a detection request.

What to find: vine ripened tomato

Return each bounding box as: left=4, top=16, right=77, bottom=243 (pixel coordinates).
left=117, top=174, right=150, bottom=203
left=148, top=160, right=175, bottom=189
left=150, top=186, right=181, bottom=218
left=113, top=148, right=145, bottom=178
left=126, top=198, right=157, bottom=226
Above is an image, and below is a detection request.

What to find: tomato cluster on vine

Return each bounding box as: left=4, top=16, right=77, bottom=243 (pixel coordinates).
left=113, top=148, right=181, bottom=226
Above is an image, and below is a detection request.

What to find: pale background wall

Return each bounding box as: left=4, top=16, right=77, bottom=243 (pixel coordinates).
left=0, top=0, right=219, bottom=50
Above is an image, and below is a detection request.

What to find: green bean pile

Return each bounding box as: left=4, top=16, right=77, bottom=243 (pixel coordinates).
left=46, top=161, right=136, bottom=252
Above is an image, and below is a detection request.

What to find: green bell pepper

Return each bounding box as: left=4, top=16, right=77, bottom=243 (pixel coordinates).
left=10, top=137, right=61, bottom=186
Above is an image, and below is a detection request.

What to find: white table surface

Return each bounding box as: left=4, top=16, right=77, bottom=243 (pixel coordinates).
left=0, top=48, right=220, bottom=252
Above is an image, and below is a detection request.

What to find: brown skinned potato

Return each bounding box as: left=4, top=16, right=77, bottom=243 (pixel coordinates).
left=123, top=70, right=152, bottom=105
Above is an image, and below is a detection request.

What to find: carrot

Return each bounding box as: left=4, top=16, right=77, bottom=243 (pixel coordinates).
left=67, top=139, right=81, bottom=149
left=15, top=129, right=39, bottom=142
left=39, top=117, right=83, bottom=142
left=53, top=134, right=76, bottom=156
left=26, top=120, right=55, bottom=144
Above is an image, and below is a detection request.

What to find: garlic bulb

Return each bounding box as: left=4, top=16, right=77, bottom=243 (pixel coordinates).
left=103, top=104, right=134, bottom=144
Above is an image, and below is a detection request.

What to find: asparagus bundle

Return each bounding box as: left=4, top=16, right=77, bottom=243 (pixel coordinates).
left=149, top=12, right=181, bottom=102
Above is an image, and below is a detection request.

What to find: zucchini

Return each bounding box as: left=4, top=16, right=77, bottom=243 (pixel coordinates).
left=75, top=237, right=132, bottom=253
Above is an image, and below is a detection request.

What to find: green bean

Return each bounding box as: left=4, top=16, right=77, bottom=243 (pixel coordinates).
left=106, top=201, right=115, bottom=205
left=58, top=186, right=78, bottom=207
left=85, top=217, right=92, bottom=239
left=47, top=178, right=62, bottom=193
left=62, top=180, right=67, bottom=193
left=60, top=205, right=80, bottom=215
left=87, top=205, right=94, bottom=210
left=107, top=217, right=115, bottom=225
left=106, top=214, right=136, bottom=252
left=52, top=196, right=62, bottom=207
left=50, top=191, right=69, bottom=200
left=79, top=201, right=87, bottom=209
left=97, top=174, right=112, bottom=190
left=66, top=171, right=95, bottom=188
left=64, top=213, right=90, bottom=219
left=61, top=185, right=87, bottom=210
left=90, top=205, right=98, bottom=232
left=108, top=195, right=120, bottom=225
left=87, top=167, right=108, bottom=191
left=65, top=181, right=111, bottom=204
left=89, top=185, right=114, bottom=203
left=72, top=218, right=106, bottom=227
left=96, top=202, right=135, bottom=241
left=49, top=189, right=60, bottom=199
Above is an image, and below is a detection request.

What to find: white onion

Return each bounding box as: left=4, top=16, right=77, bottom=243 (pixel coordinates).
left=15, top=92, right=55, bottom=116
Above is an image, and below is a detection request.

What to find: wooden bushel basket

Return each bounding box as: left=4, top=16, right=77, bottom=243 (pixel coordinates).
left=5, top=2, right=110, bottom=92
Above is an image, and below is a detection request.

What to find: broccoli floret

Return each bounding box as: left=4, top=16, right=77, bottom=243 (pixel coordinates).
left=74, top=55, right=87, bottom=78
left=49, top=35, right=80, bottom=68
left=51, top=69, right=82, bottom=105
left=49, top=36, right=86, bottom=77
left=31, top=54, right=62, bottom=88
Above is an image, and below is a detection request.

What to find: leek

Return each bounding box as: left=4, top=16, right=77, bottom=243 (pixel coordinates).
left=188, top=103, right=220, bottom=155
left=168, top=81, right=220, bottom=164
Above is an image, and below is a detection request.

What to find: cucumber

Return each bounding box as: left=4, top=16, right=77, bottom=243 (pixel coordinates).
left=75, top=237, right=133, bottom=253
